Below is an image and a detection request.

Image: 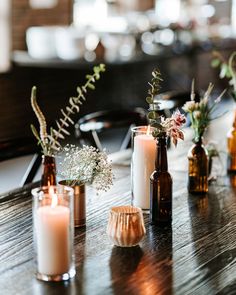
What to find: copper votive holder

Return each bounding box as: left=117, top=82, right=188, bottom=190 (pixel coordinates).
left=59, top=181, right=86, bottom=227
left=107, top=205, right=146, bottom=247
left=73, top=184, right=86, bottom=227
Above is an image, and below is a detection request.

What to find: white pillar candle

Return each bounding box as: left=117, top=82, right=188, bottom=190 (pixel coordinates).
left=36, top=205, right=70, bottom=275
left=132, top=133, right=156, bottom=209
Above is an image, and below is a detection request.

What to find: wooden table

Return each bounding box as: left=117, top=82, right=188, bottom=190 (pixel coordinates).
left=1, top=118, right=236, bottom=294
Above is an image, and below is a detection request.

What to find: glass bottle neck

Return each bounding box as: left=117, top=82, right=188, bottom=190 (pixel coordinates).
left=42, top=155, right=55, bottom=165
left=41, top=155, right=56, bottom=186
left=155, top=136, right=168, bottom=172
left=233, top=109, right=236, bottom=128
left=195, top=136, right=203, bottom=145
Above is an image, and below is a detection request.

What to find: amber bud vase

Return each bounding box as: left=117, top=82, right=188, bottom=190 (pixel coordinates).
left=227, top=110, right=236, bottom=173
left=150, top=135, right=172, bottom=226
left=188, top=137, right=208, bottom=194
left=41, top=155, right=56, bottom=186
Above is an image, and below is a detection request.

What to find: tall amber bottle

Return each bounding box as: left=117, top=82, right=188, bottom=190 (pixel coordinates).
left=150, top=135, right=172, bottom=226
left=41, top=155, right=56, bottom=186
left=188, top=137, right=208, bottom=194
left=227, top=110, right=236, bottom=173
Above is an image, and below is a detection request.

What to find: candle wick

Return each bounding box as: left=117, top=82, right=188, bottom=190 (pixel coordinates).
left=51, top=194, right=58, bottom=208
left=49, top=186, right=58, bottom=208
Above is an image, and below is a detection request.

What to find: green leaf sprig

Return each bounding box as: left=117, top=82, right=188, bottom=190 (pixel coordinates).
left=146, top=68, right=164, bottom=137
left=211, top=51, right=236, bottom=101
left=145, top=68, right=186, bottom=146
left=31, top=64, right=106, bottom=156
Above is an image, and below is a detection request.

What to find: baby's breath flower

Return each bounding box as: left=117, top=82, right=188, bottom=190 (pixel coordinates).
left=59, top=144, right=113, bottom=192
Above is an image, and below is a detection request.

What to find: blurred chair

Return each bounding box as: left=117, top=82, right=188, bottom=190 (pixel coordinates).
left=74, top=91, right=193, bottom=152
left=0, top=137, right=41, bottom=187
left=155, top=90, right=194, bottom=116
left=75, top=108, right=148, bottom=152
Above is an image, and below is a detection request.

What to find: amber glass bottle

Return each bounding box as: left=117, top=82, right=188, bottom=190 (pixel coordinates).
left=150, top=135, right=172, bottom=226
left=227, top=110, right=236, bottom=173
left=188, top=137, right=208, bottom=194
left=41, top=155, right=56, bottom=186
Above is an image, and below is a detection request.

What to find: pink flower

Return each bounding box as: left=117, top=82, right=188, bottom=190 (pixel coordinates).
left=167, top=127, right=184, bottom=146
left=161, top=110, right=186, bottom=146
left=171, top=109, right=186, bottom=127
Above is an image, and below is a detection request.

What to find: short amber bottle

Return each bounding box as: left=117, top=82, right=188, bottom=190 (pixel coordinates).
left=188, top=137, right=208, bottom=194
left=41, top=155, right=56, bottom=186
left=150, top=135, right=172, bottom=226
left=227, top=110, right=236, bottom=173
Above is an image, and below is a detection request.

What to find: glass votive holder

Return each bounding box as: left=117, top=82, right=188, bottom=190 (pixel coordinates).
left=32, top=185, right=76, bottom=282
left=131, top=126, right=156, bottom=211
left=107, top=205, right=146, bottom=247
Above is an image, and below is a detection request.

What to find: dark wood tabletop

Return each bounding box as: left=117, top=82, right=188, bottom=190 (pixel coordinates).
left=1, top=111, right=236, bottom=295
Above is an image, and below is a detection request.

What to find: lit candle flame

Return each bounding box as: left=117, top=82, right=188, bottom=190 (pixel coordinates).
left=146, top=125, right=151, bottom=135
left=49, top=186, right=58, bottom=208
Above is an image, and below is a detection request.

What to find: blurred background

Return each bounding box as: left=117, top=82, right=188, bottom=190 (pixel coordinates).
left=1, top=0, right=236, bottom=141
left=0, top=0, right=236, bottom=191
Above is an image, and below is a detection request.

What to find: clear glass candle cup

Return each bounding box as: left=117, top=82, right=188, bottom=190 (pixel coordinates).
left=131, top=126, right=156, bottom=211
left=32, top=185, right=75, bottom=282
left=107, top=205, right=146, bottom=247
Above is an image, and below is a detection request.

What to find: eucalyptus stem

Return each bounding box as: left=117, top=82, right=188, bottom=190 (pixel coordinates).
left=51, top=66, right=104, bottom=147
left=228, top=52, right=236, bottom=94
left=31, top=64, right=105, bottom=155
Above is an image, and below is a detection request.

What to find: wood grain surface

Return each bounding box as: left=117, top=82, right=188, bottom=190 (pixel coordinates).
left=1, top=124, right=236, bottom=294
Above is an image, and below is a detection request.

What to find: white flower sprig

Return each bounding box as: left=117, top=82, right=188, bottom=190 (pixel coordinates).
left=59, top=145, right=113, bottom=192
left=182, top=80, right=226, bottom=142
